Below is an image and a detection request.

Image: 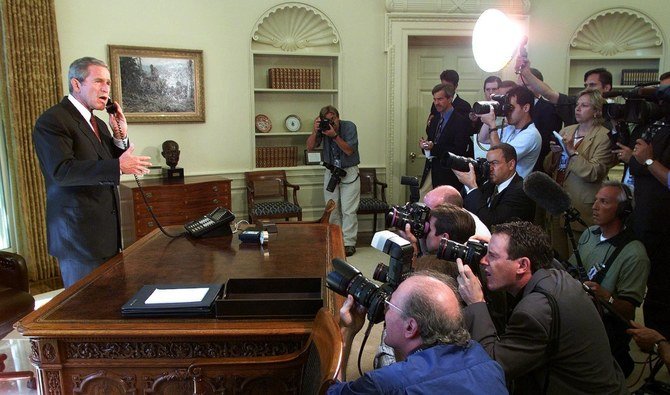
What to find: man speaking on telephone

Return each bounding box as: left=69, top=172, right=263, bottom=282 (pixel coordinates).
left=33, top=57, right=152, bottom=288
left=307, top=105, right=360, bottom=257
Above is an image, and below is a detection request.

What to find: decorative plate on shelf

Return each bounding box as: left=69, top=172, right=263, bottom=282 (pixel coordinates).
left=284, top=114, right=301, bottom=132
left=255, top=114, right=272, bottom=133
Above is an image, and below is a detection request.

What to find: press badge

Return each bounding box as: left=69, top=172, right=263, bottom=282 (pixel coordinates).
left=587, top=262, right=606, bottom=281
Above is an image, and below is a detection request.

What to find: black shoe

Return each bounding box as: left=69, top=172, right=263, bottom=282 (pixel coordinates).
left=345, top=246, right=356, bottom=257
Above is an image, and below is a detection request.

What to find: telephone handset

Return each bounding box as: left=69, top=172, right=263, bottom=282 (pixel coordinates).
left=106, top=98, right=118, bottom=114
left=184, top=207, right=235, bottom=238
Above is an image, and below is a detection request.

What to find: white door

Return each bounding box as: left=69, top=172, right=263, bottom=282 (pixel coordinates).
left=407, top=36, right=495, bottom=192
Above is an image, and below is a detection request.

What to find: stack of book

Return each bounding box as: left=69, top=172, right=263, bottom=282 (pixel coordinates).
left=255, top=146, right=298, bottom=168
left=268, top=68, right=321, bottom=89
left=621, top=69, right=658, bottom=86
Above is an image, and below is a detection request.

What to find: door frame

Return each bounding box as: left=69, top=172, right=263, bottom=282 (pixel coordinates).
left=384, top=12, right=529, bottom=204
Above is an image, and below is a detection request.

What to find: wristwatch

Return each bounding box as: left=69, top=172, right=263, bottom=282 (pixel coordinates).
left=653, top=339, right=668, bottom=354
left=644, top=158, right=654, bottom=167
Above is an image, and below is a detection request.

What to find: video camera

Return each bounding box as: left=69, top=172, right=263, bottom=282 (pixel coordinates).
left=603, top=85, right=670, bottom=125
left=473, top=94, right=513, bottom=117
left=440, top=152, right=490, bottom=186
left=326, top=231, right=415, bottom=323
left=321, top=162, right=347, bottom=192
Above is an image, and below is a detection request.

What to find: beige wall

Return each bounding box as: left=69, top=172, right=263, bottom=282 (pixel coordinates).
left=54, top=0, right=388, bottom=174
left=527, top=0, right=668, bottom=92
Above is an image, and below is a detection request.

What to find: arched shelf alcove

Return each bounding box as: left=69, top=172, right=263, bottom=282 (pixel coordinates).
left=249, top=3, right=341, bottom=168
left=566, top=8, right=664, bottom=95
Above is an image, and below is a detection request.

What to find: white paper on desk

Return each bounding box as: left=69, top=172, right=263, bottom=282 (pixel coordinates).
left=552, top=131, right=567, bottom=152
left=145, top=287, right=209, bottom=304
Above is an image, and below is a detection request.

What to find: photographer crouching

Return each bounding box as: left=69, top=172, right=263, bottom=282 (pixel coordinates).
left=307, top=105, right=360, bottom=256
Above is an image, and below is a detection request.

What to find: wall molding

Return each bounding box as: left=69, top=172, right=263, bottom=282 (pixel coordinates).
left=251, top=2, right=340, bottom=52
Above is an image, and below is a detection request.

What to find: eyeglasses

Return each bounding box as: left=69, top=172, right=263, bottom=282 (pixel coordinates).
left=384, top=299, right=406, bottom=315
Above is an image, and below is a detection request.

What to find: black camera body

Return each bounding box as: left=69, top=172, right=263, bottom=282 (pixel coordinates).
left=436, top=238, right=488, bottom=267
left=326, top=231, right=414, bottom=323
left=440, top=152, right=490, bottom=186
left=473, top=94, right=512, bottom=117
left=642, top=120, right=670, bottom=143
left=400, top=175, right=420, bottom=204
left=386, top=202, right=430, bottom=238
left=318, top=117, right=333, bottom=134
left=321, top=162, right=347, bottom=192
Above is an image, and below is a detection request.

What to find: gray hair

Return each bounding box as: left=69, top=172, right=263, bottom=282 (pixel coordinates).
left=401, top=270, right=470, bottom=347
left=68, top=57, right=108, bottom=93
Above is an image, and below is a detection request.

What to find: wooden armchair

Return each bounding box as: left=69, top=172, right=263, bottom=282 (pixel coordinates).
left=357, top=168, right=389, bottom=232
left=0, top=251, right=36, bottom=388
left=245, top=170, right=302, bottom=223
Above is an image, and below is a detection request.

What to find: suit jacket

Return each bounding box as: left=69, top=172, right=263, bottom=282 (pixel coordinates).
left=463, top=174, right=535, bottom=228
left=543, top=124, right=617, bottom=231
left=421, top=109, right=473, bottom=190
left=531, top=97, right=563, bottom=173
left=33, top=97, right=126, bottom=261
left=465, top=268, right=627, bottom=394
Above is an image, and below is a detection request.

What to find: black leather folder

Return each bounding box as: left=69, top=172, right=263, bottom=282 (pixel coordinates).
left=121, top=284, right=223, bottom=318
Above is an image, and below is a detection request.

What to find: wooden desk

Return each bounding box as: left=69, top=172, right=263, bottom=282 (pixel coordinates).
left=18, top=224, right=344, bottom=394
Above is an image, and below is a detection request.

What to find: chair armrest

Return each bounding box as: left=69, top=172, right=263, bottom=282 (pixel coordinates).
left=285, top=182, right=301, bottom=206
left=0, top=252, right=29, bottom=292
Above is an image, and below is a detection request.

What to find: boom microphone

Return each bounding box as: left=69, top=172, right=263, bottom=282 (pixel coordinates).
left=523, top=171, right=572, bottom=215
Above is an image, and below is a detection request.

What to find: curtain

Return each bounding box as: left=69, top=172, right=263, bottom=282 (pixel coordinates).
left=0, top=0, right=61, bottom=282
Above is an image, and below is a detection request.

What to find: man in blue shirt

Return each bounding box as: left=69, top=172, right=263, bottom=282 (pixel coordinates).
left=328, top=271, right=507, bottom=394
left=307, top=105, right=360, bottom=256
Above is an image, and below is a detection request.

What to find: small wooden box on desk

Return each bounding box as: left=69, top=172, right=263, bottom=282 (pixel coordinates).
left=119, top=175, right=231, bottom=247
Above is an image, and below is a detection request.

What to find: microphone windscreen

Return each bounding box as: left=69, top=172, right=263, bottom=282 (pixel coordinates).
left=523, top=171, right=572, bottom=215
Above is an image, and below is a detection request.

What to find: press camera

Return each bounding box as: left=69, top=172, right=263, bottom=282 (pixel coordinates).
left=603, top=85, right=670, bottom=142
left=326, top=231, right=414, bottom=323
left=473, top=94, right=513, bottom=117
left=321, top=162, right=347, bottom=192
left=440, top=152, right=490, bottom=186
left=386, top=202, right=430, bottom=239
left=318, top=117, right=333, bottom=134
left=436, top=238, right=488, bottom=267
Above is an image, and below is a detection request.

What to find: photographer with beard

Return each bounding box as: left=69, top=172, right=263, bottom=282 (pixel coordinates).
left=307, top=105, right=360, bottom=256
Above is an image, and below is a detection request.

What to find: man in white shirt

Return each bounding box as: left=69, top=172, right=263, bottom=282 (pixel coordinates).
left=476, top=86, right=542, bottom=178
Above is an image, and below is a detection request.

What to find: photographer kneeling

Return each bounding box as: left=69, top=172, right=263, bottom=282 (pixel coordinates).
left=328, top=271, right=507, bottom=394
left=307, top=105, right=360, bottom=256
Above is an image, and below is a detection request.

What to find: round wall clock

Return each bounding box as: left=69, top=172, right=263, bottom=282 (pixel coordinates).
left=255, top=114, right=272, bottom=133
left=285, top=114, right=302, bottom=132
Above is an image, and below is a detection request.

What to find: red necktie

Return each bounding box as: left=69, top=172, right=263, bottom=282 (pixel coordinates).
left=90, top=113, right=101, bottom=142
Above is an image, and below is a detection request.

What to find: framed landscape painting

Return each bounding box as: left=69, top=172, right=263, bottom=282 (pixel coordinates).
left=108, top=45, right=205, bottom=123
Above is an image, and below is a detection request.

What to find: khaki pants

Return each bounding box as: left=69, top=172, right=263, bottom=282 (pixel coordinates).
left=324, top=165, right=361, bottom=247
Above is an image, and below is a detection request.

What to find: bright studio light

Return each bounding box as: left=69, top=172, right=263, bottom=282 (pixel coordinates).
left=472, top=9, right=522, bottom=72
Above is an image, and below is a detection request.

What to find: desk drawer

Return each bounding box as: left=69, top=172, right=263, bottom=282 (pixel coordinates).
left=132, top=187, right=185, bottom=204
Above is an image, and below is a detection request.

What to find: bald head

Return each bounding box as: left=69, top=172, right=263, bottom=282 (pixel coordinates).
left=423, top=185, right=463, bottom=209
left=395, top=271, right=470, bottom=347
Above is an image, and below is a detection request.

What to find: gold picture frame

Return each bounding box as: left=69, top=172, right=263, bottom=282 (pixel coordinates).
left=108, top=45, right=205, bottom=123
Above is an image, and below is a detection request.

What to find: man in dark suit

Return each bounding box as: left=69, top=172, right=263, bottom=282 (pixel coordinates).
left=456, top=221, right=627, bottom=394
left=419, top=83, right=473, bottom=193
left=33, top=57, right=152, bottom=288
left=454, top=143, right=535, bottom=228
left=427, top=69, right=472, bottom=126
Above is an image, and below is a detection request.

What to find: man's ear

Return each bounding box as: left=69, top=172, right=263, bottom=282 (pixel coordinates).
left=404, top=317, right=420, bottom=340
left=516, top=257, right=532, bottom=274
left=522, top=103, right=531, bottom=113
left=70, top=78, right=80, bottom=93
